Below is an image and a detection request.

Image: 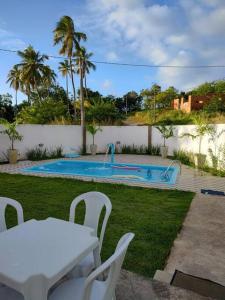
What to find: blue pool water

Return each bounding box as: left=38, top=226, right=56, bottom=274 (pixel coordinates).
left=23, top=160, right=179, bottom=184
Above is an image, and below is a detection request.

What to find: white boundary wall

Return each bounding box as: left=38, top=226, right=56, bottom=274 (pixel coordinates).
left=0, top=125, right=148, bottom=160
left=0, top=124, right=225, bottom=161
left=152, top=124, right=225, bottom=156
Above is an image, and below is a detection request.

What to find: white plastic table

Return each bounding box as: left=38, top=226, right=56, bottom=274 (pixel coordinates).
left=0, top=217, right=100, bottom=300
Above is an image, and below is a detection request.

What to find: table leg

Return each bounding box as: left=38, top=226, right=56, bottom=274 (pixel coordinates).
left=93, top=244, right=101, bottom=269
left=23, top=275, right=48, bottom=300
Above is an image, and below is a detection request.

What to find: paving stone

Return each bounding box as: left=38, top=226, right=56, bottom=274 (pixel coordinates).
left=116, top=270, right=213, bottom=300
left=0, top=155, right=224, bottom=193
left=165, top=194, right=225, bottom=287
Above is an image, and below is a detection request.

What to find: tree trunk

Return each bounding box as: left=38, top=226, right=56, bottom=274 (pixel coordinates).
left=66, top=73, right=69, bottom=98
left=69, top=57, right=76, bottom=120
left=15, top=90, right=18, bottom=117
left=80, top=58, right=86, bottom=154
left=66, top=74, right=70, bottom=115
left=35, top=82, right=42, bottom=102
left=84, top=74, right=88, bottom=99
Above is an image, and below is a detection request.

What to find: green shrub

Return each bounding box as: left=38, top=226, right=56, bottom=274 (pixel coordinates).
left=173, top=149, right=195, bottom=166
left=146, top=145, right=160, bottom=156
left=26, top=146, right=63, bottom=161
left=120, top=144, right=160, bottom=155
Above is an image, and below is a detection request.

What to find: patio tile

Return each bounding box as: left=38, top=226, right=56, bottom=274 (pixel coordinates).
left=0, top=155, right=224, bottom=193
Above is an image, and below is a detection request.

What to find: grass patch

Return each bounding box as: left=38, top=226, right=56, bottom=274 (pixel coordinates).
left=0, top=173, right=194, bottom=278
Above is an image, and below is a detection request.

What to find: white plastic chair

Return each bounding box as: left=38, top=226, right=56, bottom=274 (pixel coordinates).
left=0, top=197, right=24, bottom=232
left=0, top=285, right=23, bottom=299
left=50, top=232, right=135, bottom=300
left=69, top=192, right=112, bottom=277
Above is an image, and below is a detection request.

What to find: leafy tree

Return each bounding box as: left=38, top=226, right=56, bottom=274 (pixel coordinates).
left=141, top=84, right=161, bottom=109
left=53, top=15, right=87, bottom=119
left=192, top=80, right=225, bottom=95
left=204, top=95, right=225, bottom=113
left=17, top=97, right=67, bottom=124
left=85, top=89, right=102, bottom=102
left=86, top=99, right=122, bottom=125
left=0, top=94, right=14, bottom=121
left=192, top=82, right=215, bottom=95
left=155, top=86, right=178, bottom=108
left=121, top=91, right=142, bottom=113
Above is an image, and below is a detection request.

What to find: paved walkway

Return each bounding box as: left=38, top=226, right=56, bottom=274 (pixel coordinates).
left=117, top=270, right=212, bottom=300
left=0, top=155, right=224, bottom=193
left=165, top=194, right=225, bottom=286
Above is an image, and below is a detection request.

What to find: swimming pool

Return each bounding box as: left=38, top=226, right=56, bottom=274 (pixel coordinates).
left=23, top=160, right=179, bottom=185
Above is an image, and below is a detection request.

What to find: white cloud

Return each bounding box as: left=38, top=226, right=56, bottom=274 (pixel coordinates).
left=0, top=38, right=26, bottom=50
left=78, top=0, right=225, bottom=91
left=106, top=51, right=119, bottom=62
left=0, top=27, right=26, bottom=50
left=102, top=79, right=113, bottom=90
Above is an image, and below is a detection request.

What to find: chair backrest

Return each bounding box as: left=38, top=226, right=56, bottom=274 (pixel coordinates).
left=69, top=192, right=112, bottom=251
left=83, top=232, right=135, bottom=300
left=0, top=197, right=24, bottom=232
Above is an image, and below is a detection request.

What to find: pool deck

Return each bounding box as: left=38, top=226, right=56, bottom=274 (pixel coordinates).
left=0, top=154, right=224, bottom=194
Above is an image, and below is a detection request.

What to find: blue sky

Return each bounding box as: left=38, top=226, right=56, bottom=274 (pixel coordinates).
left=1, top=0, right=225, bottom=105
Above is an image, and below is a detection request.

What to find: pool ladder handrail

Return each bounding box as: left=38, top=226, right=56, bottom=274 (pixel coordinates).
left=161, top=160, right=181, bottom=180
left=104, top=143, right=115, bottom=164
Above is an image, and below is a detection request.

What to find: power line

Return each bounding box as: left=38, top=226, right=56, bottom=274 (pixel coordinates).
left=1, top=47, right=225, bottom=69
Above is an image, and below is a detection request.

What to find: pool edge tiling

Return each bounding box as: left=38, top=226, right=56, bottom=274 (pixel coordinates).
left=21, top=160, right=179, bottom=185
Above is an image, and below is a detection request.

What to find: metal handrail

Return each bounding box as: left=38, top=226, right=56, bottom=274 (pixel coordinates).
left=160, top=160, right=181, bottom=180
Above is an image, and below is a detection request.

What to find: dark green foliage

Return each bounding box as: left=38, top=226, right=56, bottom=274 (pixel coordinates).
left=204, top=96, right=225, bottom=113
left=0, top=173, right=194, bottom=277
left=114, top=91, right=142, bottom=113
left=17, top=98, right=67, bottom=124
left=173, top=149, right=195, bottom=166
left=192, top=80, right=225, bottom=95
left=26, top=146, right=63, bottom=160
left=86, top=99, right=123, bottom=125
left=156, top=110, right=193, bottom=125
left=0, top=94, right=14, bottom=122
left=146, top=145, right=161, bottom=156
left=120, top=144, right=160, bottom=155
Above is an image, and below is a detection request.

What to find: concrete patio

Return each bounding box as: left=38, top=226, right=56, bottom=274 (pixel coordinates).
left=154, top=193, right=225, bottom=299
left=116, top=270, right=213, bottom=300
left=0, top=155, right=224, bottom=194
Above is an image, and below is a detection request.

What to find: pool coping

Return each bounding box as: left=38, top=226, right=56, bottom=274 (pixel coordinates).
left=21, top=159, right=179, bottom=185
left=1, top=155, right=224, bottom=193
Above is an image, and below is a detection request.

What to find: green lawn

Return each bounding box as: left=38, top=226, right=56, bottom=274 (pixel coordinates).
left=0, top=173, right=194, bottom=278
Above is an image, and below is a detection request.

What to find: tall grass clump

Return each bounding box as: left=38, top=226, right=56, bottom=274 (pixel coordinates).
left=173, top=149, right=195, bottom=166
left=120, top=144, right=160, bottom=155
left=26, top=146, right=63, bottom=161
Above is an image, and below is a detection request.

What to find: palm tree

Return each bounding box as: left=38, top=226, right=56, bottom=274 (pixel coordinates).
left=58, top=59, right=70, bottom=98
left=42, top=68, right=56, bottom=90
left=7, top=65, right=21, bottom=115
left=74, top=47, right=96, bottom=98
left=53, top=16, right=87, bottom=119
left=59, top=59, right=71, bottom=114
left=74, top=47, right=96, bottom=153
left=17, top=45, right=53, bottom=102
